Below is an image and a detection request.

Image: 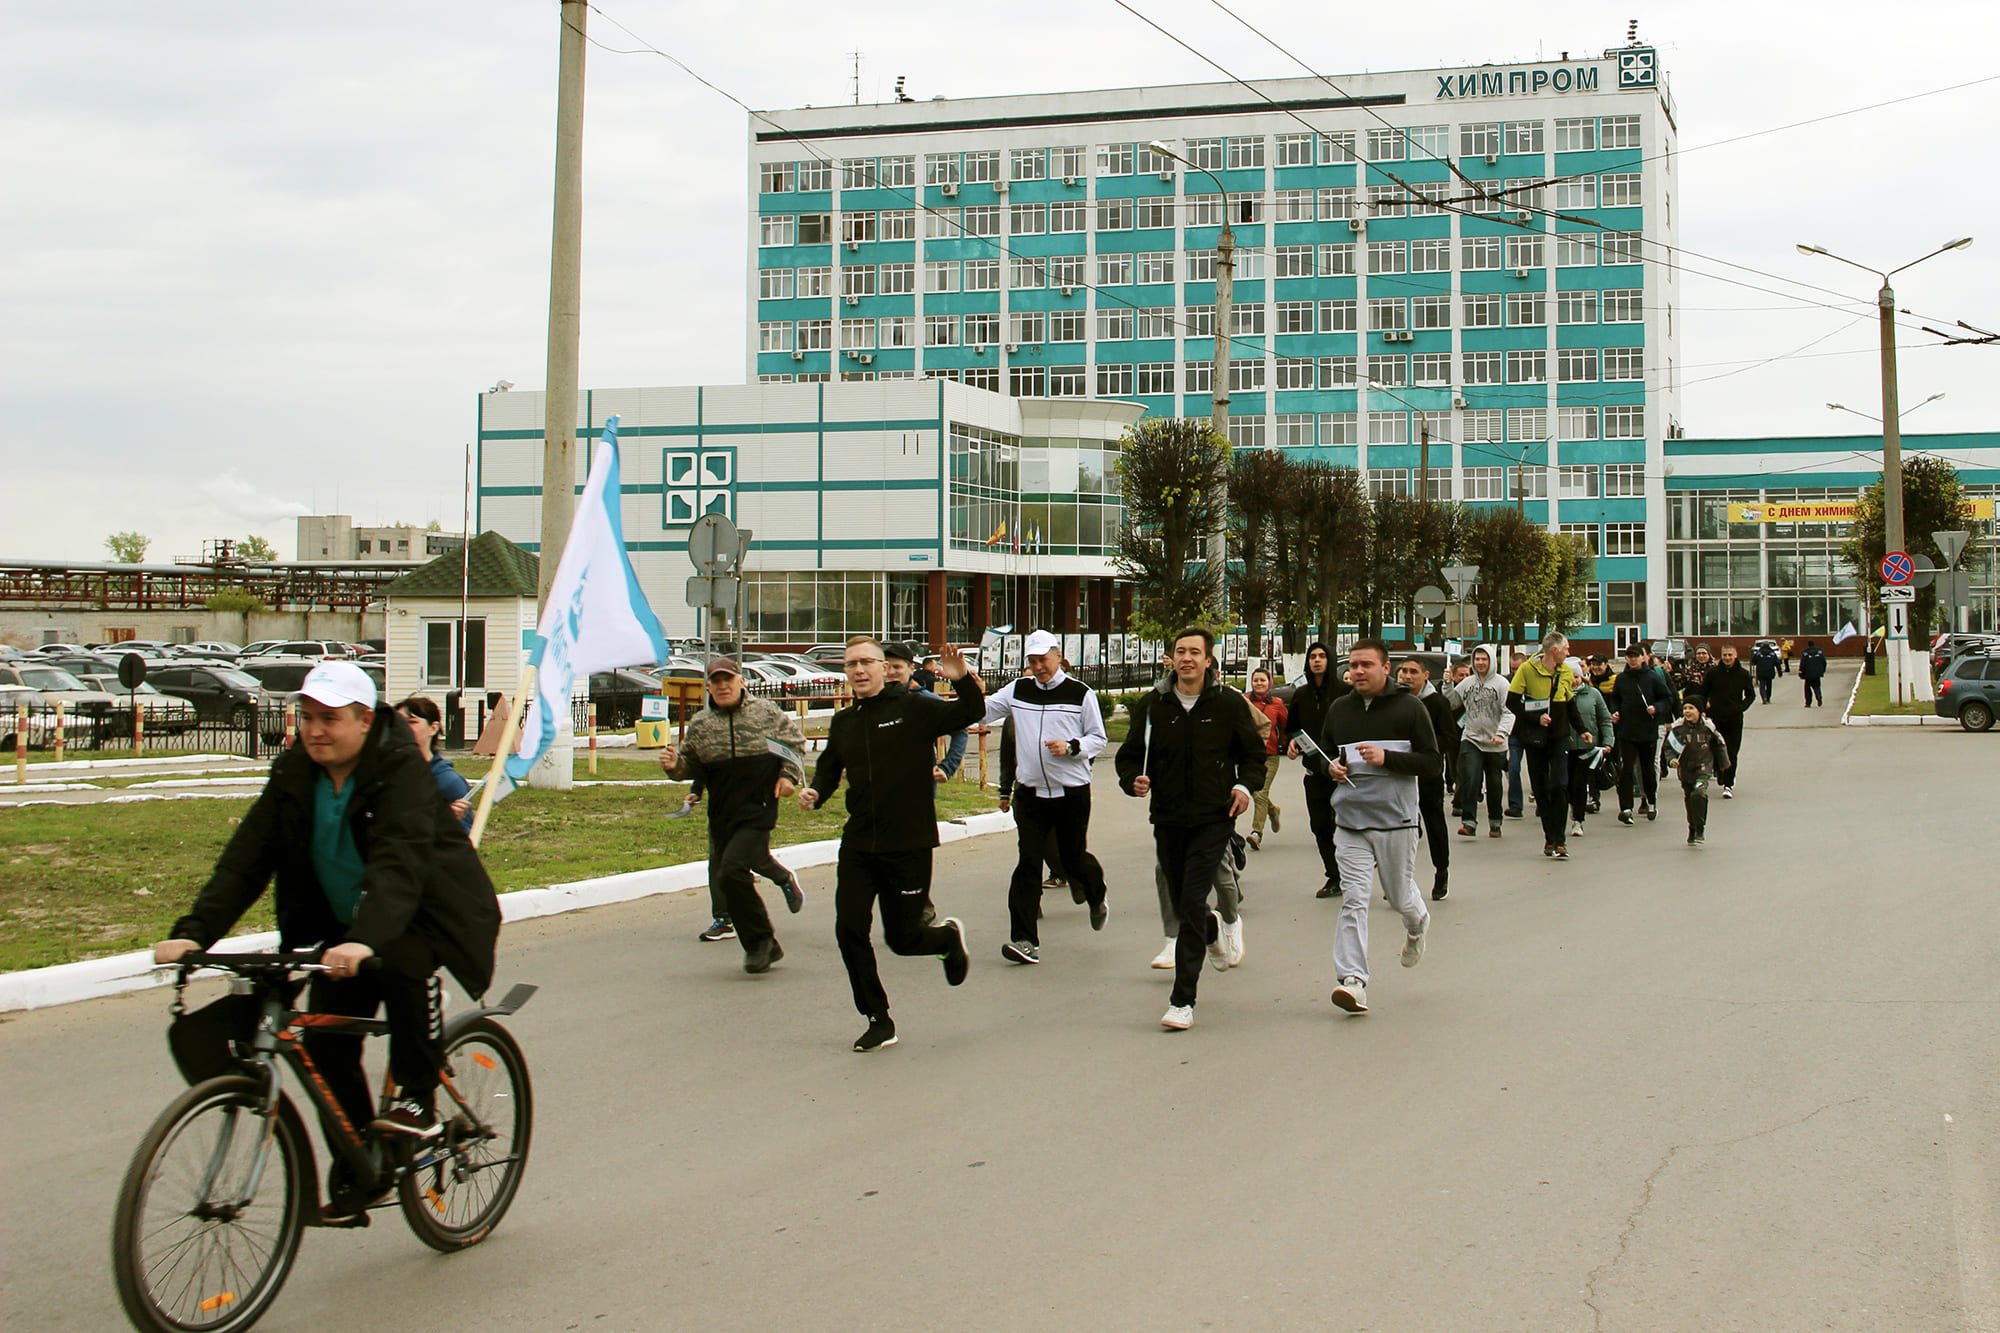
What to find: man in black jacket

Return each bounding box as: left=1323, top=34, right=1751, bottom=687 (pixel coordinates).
left=1283, top=641, right=1351, bottom=899
left=1700, top=643, right=1757, bottom=796
left=1610, top=642, right=1673, bottom=823
left=802, top=636, right=982, bottom=1053
left=1396, top=656, right=1454, bottom=900
left=1115, top=626, right=1264, bottom=1033
left=1319, top=641, right=1439, bottom=1013
left=154, top=662, right=502, bottom=1159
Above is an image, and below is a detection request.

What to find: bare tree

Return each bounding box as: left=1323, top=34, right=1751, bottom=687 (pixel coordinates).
left=1113, top=418, right=1229, bottom=639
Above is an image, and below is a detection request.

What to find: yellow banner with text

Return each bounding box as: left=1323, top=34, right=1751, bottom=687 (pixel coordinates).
left=1730, top=499, right=1995, bottom=524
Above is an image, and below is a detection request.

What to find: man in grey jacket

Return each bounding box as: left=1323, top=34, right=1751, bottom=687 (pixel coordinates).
left=1451, top=646, right=1513, bottom=838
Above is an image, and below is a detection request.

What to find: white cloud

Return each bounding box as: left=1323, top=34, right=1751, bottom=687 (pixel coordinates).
left=202, top=472, right=310, bottom=524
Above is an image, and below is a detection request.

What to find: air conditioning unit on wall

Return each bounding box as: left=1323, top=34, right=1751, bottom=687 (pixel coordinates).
left=940, top=182, right=958, bottom=197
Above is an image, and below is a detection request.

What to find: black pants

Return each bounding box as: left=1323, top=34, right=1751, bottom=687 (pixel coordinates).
left=1302, top=772, right=1340, bottom=883
left=1417, top=775, right=1449, bottom=873
left=1008, top=786, right=1105, bottom=944
left=1615, top=736, right=1658, bottom=813
left=833, top=844, right=959, bottom=1019
left=1155, top=819, right=1233, bottom=1008
left=1567, top=749, right=1604, bottom=822
left=168, top=959, right=442, bottom=1138
left=1521, top=742, right=1569, bottom=846
left=1711, top=713, right=1743, bottom=788
left=708, top=823, right=784, bottom=951
left=1455, top=743, right=1504, bottom=823
left=1682, top=778, right=1709, bottom=839
left=1804, top=678, right=1823, bottom=706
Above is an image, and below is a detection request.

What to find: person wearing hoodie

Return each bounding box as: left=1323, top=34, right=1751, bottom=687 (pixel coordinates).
left=800, top=637, right=983, bottom=1054
left=1451, top=645, right=1513, bottom=839
left=1115, top=627, right=1265, bottom=1033
left=1284, top=641, right=1352, bottom=899
left=1507, top=632, right=1584, bottom=859
left=1564, top=657, right=1613, bottom=840
left=1610, top=642, right=1673, bottom=824
left=1800, top=640, right=1828, bottom=706
left=1316, top=640, right=1439, bottom=1014
left=663, top=657, right=810, bottom=975
left=981, top=629, right=1109, bottom=965
left=1700, top=643, right=1757, bottom=796
left=1661, top=694, right=1731, bottom=846
left=1396, top=656, right=1453, bottom=900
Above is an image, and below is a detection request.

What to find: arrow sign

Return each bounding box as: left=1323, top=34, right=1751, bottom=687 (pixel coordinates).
left=1933, top=529, right=1971, bottom=569
left=1881, top=551, right=1913, bottom=585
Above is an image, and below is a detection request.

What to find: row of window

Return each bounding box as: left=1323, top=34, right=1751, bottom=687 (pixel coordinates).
left=759, top=117, right=1645, bottom=193
left=757, top=184, right=1643, bottom=247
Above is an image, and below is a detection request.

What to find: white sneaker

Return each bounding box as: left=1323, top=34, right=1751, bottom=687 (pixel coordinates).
left=1222, top=919, right=1244, bottom=967
left=1568, top=818, right=1583, bottom=837
left=1331, top=979, right=1368, bottom=1012
left=1721, top=786, right=1734, bottom=799
left=1401, top=926, right=1427, bottom=968
left=1150, top=939, right=1177, bottom=970
left=1206, top=911, right=1229, bottom=972
left=1160, top=1004, right=1193, bottom=1030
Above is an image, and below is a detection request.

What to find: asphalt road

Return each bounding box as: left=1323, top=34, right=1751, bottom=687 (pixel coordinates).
left=12, top=662, right=2000, bottom=1332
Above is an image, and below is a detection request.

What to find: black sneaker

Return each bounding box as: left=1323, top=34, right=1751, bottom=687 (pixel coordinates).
left=1506, top=808, right=1524, bottom=819
left=743, top=941, right=783, bottom=974
left=1089, top=899, right=1109, bottom=932
left=1316, top=879, right=1339, bottom=899
left=940, top=917, right=970, bottom=986
left=1001, top=940, right=1041, bottom=965
left=1553, top=844, right=1569, bottom=860
left=699, top=917, right=736, bottom=942
left=776, top=870, right=804, bottom=914
left=1229, top=835, right=1248, bottom=871
left=1646, top=806, right=1657, bottom=822
left=1432, top=869, right=1448, bottom=901
left=854, top=1015, right=898, bottom=1052
left=1618, top=811, right=1634, bottom=826
left=371, top=1098, right=441, bottom=1140
left=1068, top=881, right=1086, bottom=905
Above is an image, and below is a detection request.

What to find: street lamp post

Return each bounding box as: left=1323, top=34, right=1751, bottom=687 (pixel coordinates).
left=1150, top=140, right=1233, bottom=618
left=1798, top=237, right=1971, bottom=702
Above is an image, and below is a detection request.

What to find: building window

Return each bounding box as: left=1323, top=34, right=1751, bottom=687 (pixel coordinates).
left=1047, top=200, right=1086, bottom=234
left=1007, top=203, right=1046, bottom=236
left=1097, top=308, right=1134, bottom=341
left=925, top=207, right=960, bottom=239
left=1010, top=310, right=1045, bottom=344
left=1009, top=365, right=1045, bottom=397
left=840, top=318, right=875, bottom=350
left=1503, top=120, right=1544, bottom=155
left=757, top=268, right=795, bottom=300
left=1096, top=253, right=1132, bottom=287
left=758, top=215, right=795, bottom=247
left=1366, top=183, right=1406, bottom=218
left=1459, top=122, right=1501, bottom=158
left=1048, top=255, right=1086, bottom=289
left=1505, top=407, right=1547, bottom=441
left=964, top=365, right=999, bottom=391
left=1228, top=419, right=1266, bottom=449
left=1600, top=115, right=1641, bottom=150
left=1137, top=306, right=1174, bottom=338
left=924, top=261, right=960, bottom=294
left=1010, top=256, right=1046, bottom=290
left=1317, top=186, right=1356, bottom=221
left=1270, top=244, right=1312, bottom=278
left=1319, top=355, right=1358, bottom=388
left=1098, top=363, right=1134, bottom=396
left=1318, top=131, right=1357, bottom=164
left=797, top=319, right=832, bottom=351
left=1368, top=467, right=1411, bottom=498
left=1556, top=233, right=1598, bottom=267
left=1316, top=242, right=1356, bottom=276
left=1601, top=231, right=1643, bottom=265
left=1553, top=117, right=1597, bottom=153
left=1368, top=354, right=1407, bottom=387
left=1009, top=147, right=1045, bottom=181
left=1049, top=310, right=1086, bottom=342
left=1409, top=296, right=1450, bottom=330
left=1604, top=462, right=1644, bottom=495
left=1604, top=580, right=1646, bottom=624
left=1463, top=235, right=1502, bottom=271
left=1137, top=362, right=1176, bottom=394
left=1557, top=463, right=1599, bottom=498
left=1368, top=240, right=1407, bottom=275
left=1559, top=522, right=1600, bottom=556
left=1604, top=522, right=1645, bottom=556
left=1413, top=352, right=1452, bottom=385
left=1463, top=293, right=1502, bottom=328
left=1557, top=347, right=1599, bottom=382
left=1600, top=173, right=1642, bottom=208
left=1319, top=298, right=1358, bottom=332
left=795, top=213, right=832, bottom=245
left=926, top=153, right=960, bottom=185
left=1096, top=142, right=1134, bottom=176
left=1604, top=405, right=1645, bottom=439
left=1136, top=250, right=1175, bottom=285
left=1463, top=466, right=1506, bottom=500
left=1368, top=412, right=1408, bottom=445
left=960, top=259, right=998, bottom=291
left=1224, top=136, right=1265, bottom=169
left=1274, top=413, right=1314, bottom=446
left=1227, top=360, right=1266, bottom=392
left=1275, top=132, right=1313, bottom=165
left=1504, top=234, right=1544, bottom=270
left=1051, top=145, right=1085, bottom=179
left=1602, top=288, right=1644, bottom=322
left=1275, top=301, right=1314, bottom=334
left=1317, top=411, right=1357, bottom=444
left=1505, top=349, right=1547, bottom=383
left=1505, top=292, right=1546, bottom=327
left=1185, top=361, right=1211, bottom=393
left=1604, top=347, right=1645, bottom=381
left=841, top=265, right=875, bottom=297
left=880, top=316, right=915, bottom=348
left=758, top=321, right=793, bottom=353
left=1365, top=128, right=1405, bottom=162
left=1410, top=238, right=1451, bottom=273
left=962, top=150, right=999, bottom=184
left=795, top=266, right=832, bottom=297
left=1185, top=193, right=1223, bottom=226
left=1183, top=305, right=1215, bottom=336
left=760, top=161, right=795, bottom=193
left=1049, top=365, right=1087, bottom=396
left=1463, top=410, right=1502, bottom=442
left=1461, top=350, right=1502, bottom=385
left=1369, top=297, right=1407, bottom=331
left=1554, top=177, right=1597, bottom=210
left=880, top=262, right=916, bottom=295
left=1556, top=291, right=1599, bottom=325
left=1230, top=305, right=1266, bottom=335
left=965, top=313, right=999, bottom=346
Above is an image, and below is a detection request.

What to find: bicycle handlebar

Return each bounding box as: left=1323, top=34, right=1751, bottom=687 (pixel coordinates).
left=175, top=949, right=382, bottom=976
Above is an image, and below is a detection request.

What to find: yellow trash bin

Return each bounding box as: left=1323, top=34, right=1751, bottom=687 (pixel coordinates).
left=635, top=695, right=671, bottom=749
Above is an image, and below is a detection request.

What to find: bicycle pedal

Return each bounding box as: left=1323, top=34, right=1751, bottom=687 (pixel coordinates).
left=318, top=1205, right=372, bottom=1228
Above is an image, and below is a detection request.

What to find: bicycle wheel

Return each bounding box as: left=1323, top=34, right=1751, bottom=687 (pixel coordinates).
left=111, top=1076, right=306, bottom=1333
left=398, top=1017, right=533, bottom=1252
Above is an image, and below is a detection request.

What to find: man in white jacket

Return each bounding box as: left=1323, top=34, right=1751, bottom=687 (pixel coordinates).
left=1451, top=646, right=1515, bottom=839
left=983, top=630, right=1109, bottom=964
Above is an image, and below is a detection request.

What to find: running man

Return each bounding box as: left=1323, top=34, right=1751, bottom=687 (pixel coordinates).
left=1396, top=656, right=1453, bottom=900
left=982, top=629, right=1109, bottom=965
left=1284, top=641, right=1351, bottom=899
left=1451, top=646, right=1513, bottom=839
left=1508, top=632, right=1582, bottom=859
left=800, top=637, right=982, bottom=1052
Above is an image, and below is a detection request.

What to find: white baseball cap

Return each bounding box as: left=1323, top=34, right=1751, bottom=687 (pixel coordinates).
left=1024, top=629, right=1062, bottom=658
left=297, top=661, right=377, bottom=710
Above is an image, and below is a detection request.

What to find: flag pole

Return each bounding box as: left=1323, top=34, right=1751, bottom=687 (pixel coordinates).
left=469, top=662, right=537, bottom=849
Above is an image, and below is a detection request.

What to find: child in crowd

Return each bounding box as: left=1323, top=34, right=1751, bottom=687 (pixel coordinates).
left=1661, top=694, right=1730, bottom=847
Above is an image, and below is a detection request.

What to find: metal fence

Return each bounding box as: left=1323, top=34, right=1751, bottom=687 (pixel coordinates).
left=2, top=699, right=293, bottom=763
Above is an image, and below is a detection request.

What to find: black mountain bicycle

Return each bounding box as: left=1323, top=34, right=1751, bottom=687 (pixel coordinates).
left=110, top=951, right=536, bottom=1333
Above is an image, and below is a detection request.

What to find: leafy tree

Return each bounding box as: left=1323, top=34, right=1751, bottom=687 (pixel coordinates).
left=1534, top=532, right=1596, bottom=635
left=1113, top=418, right=1229, bottom=640
left=204, top=589, right=268, bottom=614
left=1461, top=508, right=1553, bottom=640
left=238, top=535, right=277, bottom=561
left=1228, top=449, right=1295, bottom=654
left=104, top=531, right=150, bottom=563
left=1840, top=454, right=1968, bottom=647
left=1356, top=496, right=1465, bottom=639
left=1293, top=463, right=1371, bottom=645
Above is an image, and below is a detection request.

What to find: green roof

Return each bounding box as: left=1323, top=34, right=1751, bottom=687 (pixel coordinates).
left=383, top=531, right=539, bottom=600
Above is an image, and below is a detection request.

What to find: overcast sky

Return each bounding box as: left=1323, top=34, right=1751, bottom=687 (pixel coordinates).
left=5, top=1, right=1998, bottom=563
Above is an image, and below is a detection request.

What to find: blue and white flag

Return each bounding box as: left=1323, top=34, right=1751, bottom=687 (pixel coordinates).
left=1831, top=621, right=1858, bottom=645
left=497, top=415, right=667, bottom=799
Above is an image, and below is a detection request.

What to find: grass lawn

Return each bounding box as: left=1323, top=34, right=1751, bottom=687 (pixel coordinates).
left=0, top=776, right=1006, bottom=974
left=1846, top=667, right=1938, bottom=718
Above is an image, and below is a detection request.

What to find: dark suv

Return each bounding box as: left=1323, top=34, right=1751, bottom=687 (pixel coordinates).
left=1935, top=652, right=2000, bottom=732
left=147, top=662, right=268, bottom=725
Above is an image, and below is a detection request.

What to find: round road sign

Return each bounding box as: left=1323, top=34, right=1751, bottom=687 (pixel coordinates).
left=1880, top=551, right=1913, bottom=585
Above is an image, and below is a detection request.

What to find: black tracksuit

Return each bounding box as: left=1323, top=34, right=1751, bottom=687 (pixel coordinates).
left=1283, top=643, right=1353, bottom=884
left=169, top=707, right=502, bottom=1136
left=1115, top=676, right=1265, bottom=1009
left=1410, top=686, right=1453, bottom=879
left=1611, top=665, right=1674, bottom=814
left=808, top=676, right=984, bottom=1019
left=1700, top=661, right=1756, bottom=789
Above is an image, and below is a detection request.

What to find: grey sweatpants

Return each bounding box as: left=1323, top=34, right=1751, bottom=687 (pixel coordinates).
left=1155, top=849, right=1240, bottom=934
left=1332, top=825, right=1429, bottom=986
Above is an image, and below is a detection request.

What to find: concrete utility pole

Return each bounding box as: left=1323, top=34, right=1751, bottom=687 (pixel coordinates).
left=533, top=0, right=588, bottom=789
left=1149, top=141, right=1233, bottom=620
left=1799, top=236, right=1971, bottom=703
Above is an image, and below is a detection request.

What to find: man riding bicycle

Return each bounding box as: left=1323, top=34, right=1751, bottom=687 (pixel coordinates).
left=153, top=663, right=502, bottom=1162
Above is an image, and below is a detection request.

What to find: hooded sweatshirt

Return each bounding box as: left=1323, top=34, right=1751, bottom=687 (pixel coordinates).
left=1284, top=641, right=1352, bottom=746
left=1451, top=661, right=1514, bottom=752
left=1316, top=680, right=1440, bottom=831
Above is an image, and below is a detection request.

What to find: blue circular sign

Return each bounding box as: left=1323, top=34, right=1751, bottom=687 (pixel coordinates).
left=1881, top=551, right=1913, bottom=585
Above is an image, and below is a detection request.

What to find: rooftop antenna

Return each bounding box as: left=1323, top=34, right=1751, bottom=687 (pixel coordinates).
left=848, top=51, right=862, bottom=105
left=894, top=74, right=913, bottom=104
left=1626, top=18, right=1640, bottom=45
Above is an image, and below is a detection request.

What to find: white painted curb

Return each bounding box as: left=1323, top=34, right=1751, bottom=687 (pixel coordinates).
left=0, top=811, right=1017, bottom=1014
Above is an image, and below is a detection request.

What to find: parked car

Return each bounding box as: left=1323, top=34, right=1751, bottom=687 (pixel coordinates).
left=35, top=653, right=124, bottom=678
left=236, top=657, right=323, bottom=695
left=29, top=643, right=88, bottom=657
left=240, top=640, right=353, bottom=663
left=746, top=658, right=845, bottom=696
left=586, top=669, right=664, bottom=729
left=238, top=640, right=286, bottom=659
left=798, top=643, right=850, bottom=668
left=0, top=685, right=98, bottom=751
left=1932, top=633, right=2000, bottom=673
left=146, top=662, right=272, bottom=725
left=0, top=663, right=121, bottom=724
left=72, top=674, right=201, bottom=736
left=1935, top=651, right=2000, bottom=732
left=173, top=641, right=244, bottom=660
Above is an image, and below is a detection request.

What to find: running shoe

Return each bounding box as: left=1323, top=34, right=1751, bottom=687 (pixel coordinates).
left=1458, top=822, right=1477, bottom=838
left=1222, top=919, right=1244, bottom=967
left=1269, top=804, right=1282, bottom=833
left=1150, top=939, right=1177, bottom=969
left=854, top=1016, right=898, bottom=1052
left=698, top=917, right=736, bottom=942
left=776, top=870, right=804, bottom=914
left=1331, top=980, right=1369, bottom=1013
left=1207, top=911, right=1229, bottom=972
left=1160, top=1004, right=1193, bottom=1031
left=1400, top=927, right=1427, bottom=968
left=940, top=917, right=970, bottom=986
left=1001, top=940, right=1041, bottom=965
left=1553, top=844, right=1569, bottom=860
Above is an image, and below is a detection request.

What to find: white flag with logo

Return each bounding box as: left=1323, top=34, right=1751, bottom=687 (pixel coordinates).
left=498, top=415, right=667, bottom=798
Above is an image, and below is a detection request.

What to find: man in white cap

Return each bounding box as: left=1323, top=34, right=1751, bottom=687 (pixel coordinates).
left=152, top=661, right=501, bottom=1221
left=981, top=629, right=1109, bottom=963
